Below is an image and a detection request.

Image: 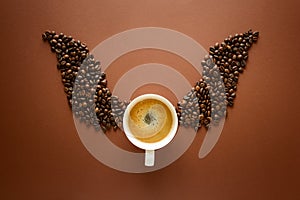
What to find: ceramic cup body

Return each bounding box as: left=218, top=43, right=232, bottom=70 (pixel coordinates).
left=123, top=94, right=178, bottom=166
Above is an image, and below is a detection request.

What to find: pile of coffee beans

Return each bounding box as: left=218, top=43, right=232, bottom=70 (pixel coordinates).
left=43, top=29, right=258, bottom=133
left=209, top=29, right=259, bottom=106
left=111, top=96, right=130, bottom=129
left=72, top=54, right=101, bottom=128
left=176, top=89, right=200, bottom=130
left=72, top=54, right=120, bottom=132
left=42, top=30, right=89, bottom=106
left=177, top=29, right=259, bottom=130
left=176, top=66, right=226, bottom=131
left=42, top=31, right=126, bottom=132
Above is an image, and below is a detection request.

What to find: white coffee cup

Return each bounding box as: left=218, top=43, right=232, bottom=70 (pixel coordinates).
left=123, top=94, right=178, bottom=166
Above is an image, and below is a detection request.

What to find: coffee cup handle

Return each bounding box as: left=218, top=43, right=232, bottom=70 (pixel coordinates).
left=145, top=150, right=155, bottom=166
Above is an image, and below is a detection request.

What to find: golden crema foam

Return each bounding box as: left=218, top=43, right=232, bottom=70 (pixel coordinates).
left=128, top=99, right=173, bottom=143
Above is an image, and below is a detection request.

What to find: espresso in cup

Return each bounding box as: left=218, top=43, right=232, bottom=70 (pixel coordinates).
left=123, top=94, right=178, bottom=166
left=128, top=98, right=173, bottom=143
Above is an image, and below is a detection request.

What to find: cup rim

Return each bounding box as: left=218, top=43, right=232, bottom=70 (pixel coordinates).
left=123, top=94, right=178, bottom=150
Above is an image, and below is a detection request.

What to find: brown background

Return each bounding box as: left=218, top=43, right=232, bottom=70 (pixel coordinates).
left=1, top=0, right=299, bottom=199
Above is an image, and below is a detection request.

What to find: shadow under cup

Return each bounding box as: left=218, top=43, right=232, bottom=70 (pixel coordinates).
left=123, top=94, right=178, bottom=166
